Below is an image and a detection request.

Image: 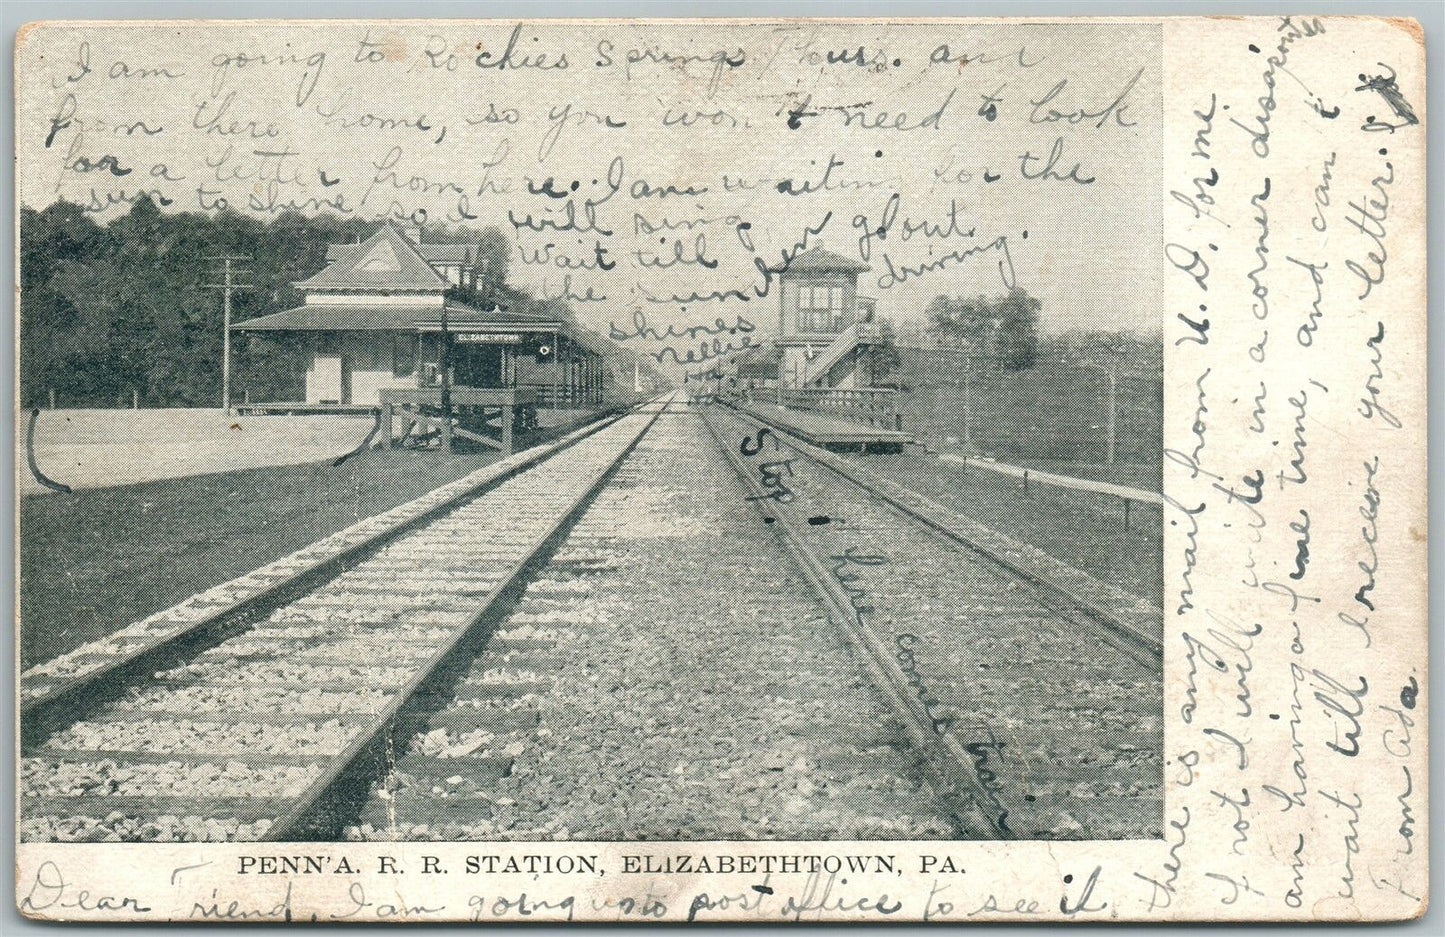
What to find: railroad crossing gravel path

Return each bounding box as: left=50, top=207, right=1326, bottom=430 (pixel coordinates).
left=352, top=407, right=958, bottom=841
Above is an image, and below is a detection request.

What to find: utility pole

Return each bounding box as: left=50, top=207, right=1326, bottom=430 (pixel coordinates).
left=552, top=332, right=562, bottom=411
left=204, top=255, right=252, bottom=414
left=962, top=347, right=973, bottom=451
left=1105, top=366, right=1118, bottom=465
left=1077, top=339, right=1128, bottom=466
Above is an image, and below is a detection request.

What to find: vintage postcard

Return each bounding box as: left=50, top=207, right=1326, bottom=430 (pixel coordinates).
left=13, top=14, right=1427, bottom=923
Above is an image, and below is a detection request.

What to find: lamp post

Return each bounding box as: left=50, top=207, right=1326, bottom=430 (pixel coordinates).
left=962, top=345, right=973, bottom=451
left=1105, top=365, right=1117, bottom=465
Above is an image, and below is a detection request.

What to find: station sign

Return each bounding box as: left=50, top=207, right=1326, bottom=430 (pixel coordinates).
left=454, top=332, right=523, bottom=344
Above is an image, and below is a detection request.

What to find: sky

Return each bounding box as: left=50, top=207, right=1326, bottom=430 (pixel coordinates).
left=17, top=20, right=1163, bottom=347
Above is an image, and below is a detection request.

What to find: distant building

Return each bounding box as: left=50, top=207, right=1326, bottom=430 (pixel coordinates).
left=234, top=225, right=607, bottom=407
left=774, top=244, right=883, bottom=389
left=699, top=244, right=891, bottom=393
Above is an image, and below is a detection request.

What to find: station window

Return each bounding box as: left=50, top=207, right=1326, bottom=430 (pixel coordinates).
left=392, top=334, right=416, bottom=377
left=796, top=283, right=847, bottom=332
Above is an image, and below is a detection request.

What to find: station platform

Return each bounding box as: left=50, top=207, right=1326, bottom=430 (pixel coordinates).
left=729, top=401, right=913, bottom=452
left=235, top=402, right=378, bottom=416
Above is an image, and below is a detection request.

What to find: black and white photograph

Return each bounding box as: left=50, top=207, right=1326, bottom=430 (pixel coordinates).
left=10, top=11, right=1429, bottom=925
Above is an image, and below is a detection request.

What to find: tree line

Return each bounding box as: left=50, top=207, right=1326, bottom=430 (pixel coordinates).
left=923, top=286, right=1042, bottom=371
left=18, top=197, right=616, bottom=408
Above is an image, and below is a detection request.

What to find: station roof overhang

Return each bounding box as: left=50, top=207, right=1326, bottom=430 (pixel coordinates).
left=234, top=301, right=554, bottom=334
left=234, top=301, right=611, bottom=360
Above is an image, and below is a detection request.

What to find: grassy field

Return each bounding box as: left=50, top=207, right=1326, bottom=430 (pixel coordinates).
left=852, top=449, right=1163, bottom=604
left=19, top=448, right=498, bottom=669
left=894, top=349, right=1163, bottom=484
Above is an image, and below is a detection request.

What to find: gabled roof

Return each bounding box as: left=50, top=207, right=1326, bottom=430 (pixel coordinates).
left=784, top=245, right=871, bottom=275
left=326, top=242, right=473, bottom=264
left=234, top=300, right=535, bottom=332
left=296, top=226, right=449, bottom=292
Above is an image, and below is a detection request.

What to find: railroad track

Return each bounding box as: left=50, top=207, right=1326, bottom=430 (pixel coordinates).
left=19, top=397, right=670, bottom=843
left=700, top=403, right=1163, bottom=840
left=343, top=404, right=961, bottom=842
left=20, top=392, right=1160, bottom=843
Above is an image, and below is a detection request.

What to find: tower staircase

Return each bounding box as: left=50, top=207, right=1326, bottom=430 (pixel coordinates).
left=803, top=321, right=887, bottom=387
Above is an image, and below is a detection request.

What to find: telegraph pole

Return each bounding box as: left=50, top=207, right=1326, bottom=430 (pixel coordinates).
left=1105, top=366, right=1118, bottom=465
left=1077, top=339, right=1128, bottom=466
left=962, top=348, right=973, bottom=451
left=204, top=255, right=252, bottom=414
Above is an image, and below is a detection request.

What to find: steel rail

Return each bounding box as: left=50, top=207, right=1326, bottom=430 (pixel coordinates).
left=21, top=410, right=632, bottom=746
left=720, top=403, right=1163, bottom=666
left=20, top=411, right=626, bottom=749
left=265, top=399, right=669, bottom=840
left=698, top=405, right=1011, bottom=839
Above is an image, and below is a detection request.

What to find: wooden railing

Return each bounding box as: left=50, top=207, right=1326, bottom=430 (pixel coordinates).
left=936, top=453, right=1161, bottom=506
left=380, top=387, right=537, bottom=409
left=384, top=385, right=609, bottom=411
left=743, top=386, right=901, bottom=430
left=521, top=384, right=603, bottom=409
left=379, top=387, right=540, bottom=455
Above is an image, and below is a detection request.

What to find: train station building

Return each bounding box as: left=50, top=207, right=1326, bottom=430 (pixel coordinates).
left=233, top=224, right=609, bottom=409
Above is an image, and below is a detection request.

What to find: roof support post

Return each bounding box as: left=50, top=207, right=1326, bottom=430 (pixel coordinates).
left=439, top=304, right=453, bottom=452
